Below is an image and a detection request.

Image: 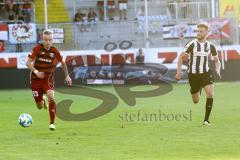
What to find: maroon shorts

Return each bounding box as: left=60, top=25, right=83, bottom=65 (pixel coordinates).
left=30, top=79, right=54, bottom=102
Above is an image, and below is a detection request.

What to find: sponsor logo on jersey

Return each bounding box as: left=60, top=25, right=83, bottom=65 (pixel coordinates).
left=50, top=52, right=54, bottom=58
left=38, top=57, right=52, bottom=63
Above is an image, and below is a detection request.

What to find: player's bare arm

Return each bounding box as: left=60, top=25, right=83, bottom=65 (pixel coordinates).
left=175, top=52, right=188, bottom=80
left=61, top=60, right=72, bottom=86
left=213, top=55, right=221, bottom=78
left=26, top=57, right=45, bottom=79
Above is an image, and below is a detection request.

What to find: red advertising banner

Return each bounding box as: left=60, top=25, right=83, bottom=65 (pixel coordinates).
left=0, top=24, right=8, bottom=41
left=207, top=19, right=231, bottom=39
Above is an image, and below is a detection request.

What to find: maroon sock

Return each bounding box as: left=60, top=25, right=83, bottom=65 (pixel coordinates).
left=49, top=100, right=56, bottom=124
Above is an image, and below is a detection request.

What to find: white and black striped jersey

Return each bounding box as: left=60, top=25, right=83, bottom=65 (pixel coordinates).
left=183, top=39, right=218, bottom=74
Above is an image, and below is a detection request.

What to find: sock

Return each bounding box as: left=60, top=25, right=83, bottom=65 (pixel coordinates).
left=49, top=100, right=56, bottom=124
left=204, top=98, right=213, bottom=122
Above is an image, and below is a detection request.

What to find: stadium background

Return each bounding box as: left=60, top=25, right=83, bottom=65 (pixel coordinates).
left=0, top=0, right=240, bottom=88
left=0, top=0, right=240, bottom=160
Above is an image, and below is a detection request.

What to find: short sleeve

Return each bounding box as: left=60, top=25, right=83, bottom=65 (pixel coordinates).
left=28, top=45, right=40, bottom=59
left=210, top=44, right=218, bottom=56
left=54, top=48, right=63, bottom=62
left=183, top=41, right=194, bottom=54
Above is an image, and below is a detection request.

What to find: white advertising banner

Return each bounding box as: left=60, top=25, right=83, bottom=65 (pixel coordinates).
left=50, top=28, right=64, bottom=44
left=163, top=24, right=197, bottom=39
left=8, top=23, right=37, bottom=44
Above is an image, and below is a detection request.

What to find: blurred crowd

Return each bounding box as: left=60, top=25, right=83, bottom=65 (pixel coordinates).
left=74, top=8, right=98, bottom=32
left=0, top=0, right=33, bottom=53
left=74, top=0, right=129, bottom=23
left=0, top=0, right=33, bottom=23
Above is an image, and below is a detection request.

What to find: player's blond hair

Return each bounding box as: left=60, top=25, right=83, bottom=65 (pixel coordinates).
left=197, top=23, right=209, bottom=31
left=43, top=29, right=53, bottom=35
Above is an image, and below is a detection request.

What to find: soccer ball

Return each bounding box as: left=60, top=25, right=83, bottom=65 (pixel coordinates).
left=18, top=113, right=33, bottom=127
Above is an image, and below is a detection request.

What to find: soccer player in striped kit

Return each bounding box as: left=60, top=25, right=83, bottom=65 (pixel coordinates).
left=26, top=30, right=72, bottom=130
left=175, top=23, right=221, bottom=126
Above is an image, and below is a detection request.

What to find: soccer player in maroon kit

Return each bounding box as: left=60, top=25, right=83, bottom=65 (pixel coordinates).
left=26, top=30, right=72, bottom=131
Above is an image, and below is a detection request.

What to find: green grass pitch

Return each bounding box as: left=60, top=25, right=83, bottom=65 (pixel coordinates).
left=0, top=82, right=240, bottom=160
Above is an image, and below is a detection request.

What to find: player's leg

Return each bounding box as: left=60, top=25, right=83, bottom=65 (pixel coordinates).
left=35, top=95, right=48, bottom=110
left=46, top=89, right=56, bottom=130
left=34, top=94, right=48, bottom=110
left=202, top=71, right=214, bottom=125
left=188, top=73, right=201, bottom=104
left=108, top=4, right=115, bottom=20
left=203, top=84, right=214, bottom=125
left=36, top=99, right=44, bottom=109
left=43, top=79, right=56, bottom=130
left=31, top=80, right=46, bottom=109
left=191, top=92, right=200, bottom=104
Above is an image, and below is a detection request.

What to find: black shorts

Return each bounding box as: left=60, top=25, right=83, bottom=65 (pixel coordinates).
left=188, top=71, right=214, bottom=94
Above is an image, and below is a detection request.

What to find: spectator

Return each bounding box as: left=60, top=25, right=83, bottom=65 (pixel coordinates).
left=23, top=11, right=31, bottom=22
left=17, top=12, right=24, bottom=22
left=179, top=0, right=188, bottom=18
left=36, top=28, right=43, bottom=44
left=88, top=8, right=98, bottom=31
left=74, top=9, right=88, bottom=32
left=81, top=10, right=88, bottom=32
left=97, top=0, right=104, bottom=21
left=125, top=55, right=132, bottom=64
left=16, top=4, right=25, bottom=22
left=136, top=48, right=145, bottom=64
left=22, top=0, right=32, bottom=12
left=88, top=8, right=97, bottom=23
left=167, top=0, right=175, bottom=19
left=0, top=40, right=5, bottom=52
left=136, top=5, right=145, bottom=19
left=118, top=0, right=128, bottom=20
left=4, top=0, right=13, bottom=8
left=6, top=2, right=16, bottom=21
left=5, top=0, right=18, bottom=21
left=74, top=9, right=83, bottom=22
left=4, top=0, right=16, bottom=13
left=15, top=43, right=23, bottom=52
left=0, top=5, right=7, bottom=20
left=115, top=72, right=123, bottom=80
left=108, top=0, right=115, bottom=20
left=7, top=8, right=16, bottom=21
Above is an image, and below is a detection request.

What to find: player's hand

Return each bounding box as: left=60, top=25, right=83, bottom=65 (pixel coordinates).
left=65, top=75, right=72, bottom=86
left=216, top=69, right=221, bottom=79
left=216, top=65, right=221, bottom=79
left=36, top=72, right=45, bottom=79
left=175, top=72, right=182, bottom=81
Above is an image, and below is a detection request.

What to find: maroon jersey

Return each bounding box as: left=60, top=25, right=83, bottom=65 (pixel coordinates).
left=28, top=44, right=63, bottom=80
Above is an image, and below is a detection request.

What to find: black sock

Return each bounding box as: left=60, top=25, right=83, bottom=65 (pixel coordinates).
left=204, top=98, right=213, bottom=122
